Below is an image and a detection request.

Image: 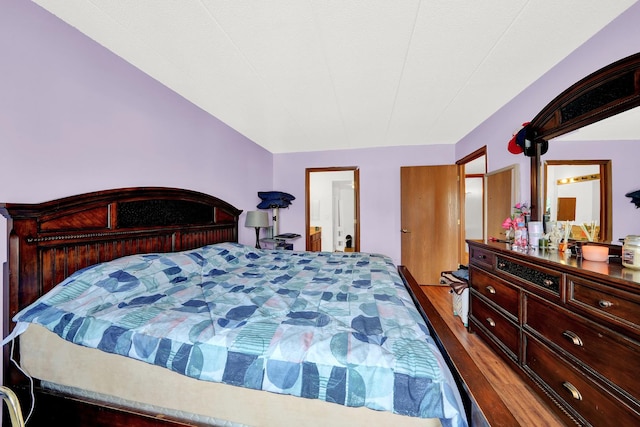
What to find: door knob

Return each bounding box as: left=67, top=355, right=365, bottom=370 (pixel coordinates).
left=401, top=229, right=411, bottom=233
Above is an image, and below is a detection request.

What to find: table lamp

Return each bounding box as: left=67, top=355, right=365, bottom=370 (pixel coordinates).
left=245, top=211, right=269, bottom=249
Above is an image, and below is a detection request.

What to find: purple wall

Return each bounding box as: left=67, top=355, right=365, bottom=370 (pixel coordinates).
left=0, top=0, right=272, bottom=248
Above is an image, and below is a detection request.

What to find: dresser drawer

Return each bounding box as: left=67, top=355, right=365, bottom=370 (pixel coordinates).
left=469, top=246, right=494, bottom=269
left=525, top=294, right=640, bottom=399
left=469, top=267, right=519, bottom=319
left=525, top=336, right=640, bottom=427
left=567, top=274, right=640, bottom=334
left=495, top=255, right=563, bottom=299
left=471, top=295, right=519, bottom=358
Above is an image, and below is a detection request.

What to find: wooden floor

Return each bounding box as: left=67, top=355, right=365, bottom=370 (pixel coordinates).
left=420, top=284, right=566, bottom=427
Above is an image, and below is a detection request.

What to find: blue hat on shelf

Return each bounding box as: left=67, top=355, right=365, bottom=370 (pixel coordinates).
left=257, top=191, right=295, bottom=209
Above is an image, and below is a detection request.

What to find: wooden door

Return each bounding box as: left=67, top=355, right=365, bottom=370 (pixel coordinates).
left=485, top=166, right=518, bottom=242
left=557, top=197, right=576, bottom=221
left=401, top=165, right=459, bottom=285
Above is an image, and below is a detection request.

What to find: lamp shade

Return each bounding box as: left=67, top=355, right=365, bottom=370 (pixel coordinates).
left=245, top=211, right=269, bottom=228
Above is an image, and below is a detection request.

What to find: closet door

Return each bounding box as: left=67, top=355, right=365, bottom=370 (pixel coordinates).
left=400, top=165, right=459, bottom=285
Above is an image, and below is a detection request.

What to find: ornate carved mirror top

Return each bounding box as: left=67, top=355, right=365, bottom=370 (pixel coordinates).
left=530, top=52, right=640, bottom=142
left=528, top=52, right=640, bottom=224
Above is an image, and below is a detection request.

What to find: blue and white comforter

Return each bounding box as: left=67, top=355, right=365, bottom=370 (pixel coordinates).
left=13, top=242, right=466, bottom=426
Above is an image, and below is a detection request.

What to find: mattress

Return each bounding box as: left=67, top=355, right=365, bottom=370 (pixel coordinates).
left=11, top=243, right=466, bottom=426
left=20, top=324, right=443, bottom=427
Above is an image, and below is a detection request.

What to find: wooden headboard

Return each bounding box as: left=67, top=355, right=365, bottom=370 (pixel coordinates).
left=1, top=187, right=242, bottom=340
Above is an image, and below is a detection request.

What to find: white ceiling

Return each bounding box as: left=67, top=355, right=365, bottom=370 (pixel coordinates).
left=33, top=0, right=636, bottom=153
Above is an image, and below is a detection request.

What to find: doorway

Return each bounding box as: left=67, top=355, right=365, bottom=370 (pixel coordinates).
left=400, top=165, right=459, bottom=284
left=400, top=147, right=486, bottom=284
left=458, top=149, right=487, bottom=265
left=306, top=167, right=360, bottom=252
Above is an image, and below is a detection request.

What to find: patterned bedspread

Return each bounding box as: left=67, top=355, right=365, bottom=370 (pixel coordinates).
left=13, top=243, right=466, bottom=427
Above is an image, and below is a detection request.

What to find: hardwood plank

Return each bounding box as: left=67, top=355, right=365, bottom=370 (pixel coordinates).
left=399, top=266, right=518, bottom=427
left=420, top=284, right=566, bottom=427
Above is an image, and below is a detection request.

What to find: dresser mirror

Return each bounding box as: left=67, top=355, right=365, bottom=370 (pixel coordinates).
left=529, top=52, right=640, bottom=243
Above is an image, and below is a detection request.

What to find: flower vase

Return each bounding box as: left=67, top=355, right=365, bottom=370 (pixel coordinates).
left=513, top=220, right=529, bottom=249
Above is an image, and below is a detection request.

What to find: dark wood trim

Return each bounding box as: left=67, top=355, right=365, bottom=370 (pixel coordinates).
left=530, top=52, right=640, bottom=142
left=530, top=154, right=541, bottom=221
left=398, top=266, right=520, bottom=427
left=456, top=146, right=487, bottom=167
left=529, top=52, right=640, bottom=222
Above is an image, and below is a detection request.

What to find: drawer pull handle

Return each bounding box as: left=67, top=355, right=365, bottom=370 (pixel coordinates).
left=477, top=254, right=486, bottom=260
left=486, top=286, right=496, bottom=294
left=562, top=382, right=583, bottom=401
left=543, top=279, right=553, bottom=287
left=562, top=330, right=583, bottom=347
left=497, top=262, right=506, bottom=268
left=598, top=300, right=613, bottom=308
left=486, top=318, right=496, bottom=327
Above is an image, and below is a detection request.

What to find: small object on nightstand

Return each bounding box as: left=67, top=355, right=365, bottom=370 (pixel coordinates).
left=275, top=233, right=301, bottom=239
left=261, top=233, right=301, bottom=250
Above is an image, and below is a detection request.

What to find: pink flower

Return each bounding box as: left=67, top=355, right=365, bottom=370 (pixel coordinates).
left=502, top=217, right=513, bottom=230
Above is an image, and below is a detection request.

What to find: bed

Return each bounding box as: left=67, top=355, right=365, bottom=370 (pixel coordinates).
left=0, top=187, right=504, bottom=426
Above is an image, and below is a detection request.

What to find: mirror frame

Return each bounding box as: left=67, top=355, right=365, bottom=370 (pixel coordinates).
left=305, top=166, right=360, bottom=252
left=528, top=52, right=640, bottom=223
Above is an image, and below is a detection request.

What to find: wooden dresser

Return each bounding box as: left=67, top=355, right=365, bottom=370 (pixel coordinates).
left=467, top=241, right=640, bottom=426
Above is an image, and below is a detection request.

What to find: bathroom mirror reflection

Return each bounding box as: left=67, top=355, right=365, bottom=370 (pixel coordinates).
left=544, top=160, right=611, bottom=242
